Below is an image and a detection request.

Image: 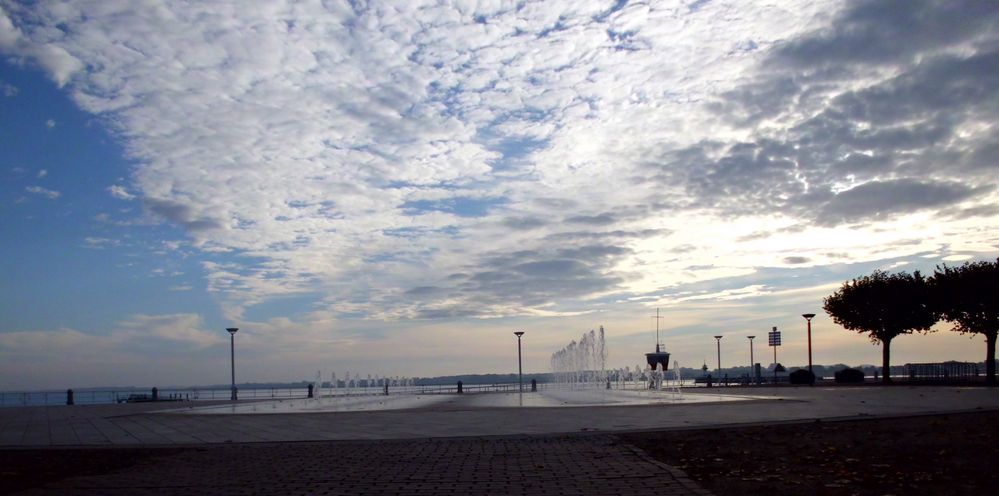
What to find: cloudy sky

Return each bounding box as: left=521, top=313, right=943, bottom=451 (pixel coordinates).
left=1, top=0, right=997, bottom=389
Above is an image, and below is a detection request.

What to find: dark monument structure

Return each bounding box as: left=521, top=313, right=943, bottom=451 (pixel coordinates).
left=645, top=343, right=670, bottom=371
left=645, top=308, right=671, bottom=372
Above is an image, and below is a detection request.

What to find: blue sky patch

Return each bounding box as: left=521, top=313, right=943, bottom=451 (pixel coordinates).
left=400, top=196, right=506, bottom=218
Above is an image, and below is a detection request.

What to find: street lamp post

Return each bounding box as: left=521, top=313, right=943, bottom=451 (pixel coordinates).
left=226, top=327, right=239, bottom=401
left=713, top=335, right=723, bottom=373
left=802, top=313, right=816, bottom=373
left=747, top=335, right=756, bottom=384
left=514, top=331, right=525, bottom=392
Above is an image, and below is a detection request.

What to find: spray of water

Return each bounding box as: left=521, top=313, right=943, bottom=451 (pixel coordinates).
left=550, top=326, right=608, bottom=387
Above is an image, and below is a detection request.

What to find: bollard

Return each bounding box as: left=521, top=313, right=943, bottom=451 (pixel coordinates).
left=307, top=383, right=314, bottom=398
left=66, top=389, right=74, bottom=405
left=383, top=383, right=389, bottom=395
left=531, top=379, right=538, bottom=392
left=457, top=380, right=463, bottom=394
left=152, top=387, right=159, bottom=401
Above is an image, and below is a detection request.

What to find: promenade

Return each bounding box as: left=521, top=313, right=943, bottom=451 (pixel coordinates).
left=2, top=386, right=997, bottom=495
left=2, top=386, right=997, bottom=445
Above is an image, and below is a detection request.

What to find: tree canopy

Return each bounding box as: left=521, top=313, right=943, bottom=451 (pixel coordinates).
left=823, top=270, right=937, bottom=382
left=931, top=258, right=999, bottom=384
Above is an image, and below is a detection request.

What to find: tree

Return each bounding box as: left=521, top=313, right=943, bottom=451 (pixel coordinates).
left=823, top=270, right=937, bottom=383
left=931, top=258, right=999, bottom=385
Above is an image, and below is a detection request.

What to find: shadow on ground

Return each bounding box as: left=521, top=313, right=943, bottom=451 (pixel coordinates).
left=621, top=409, right=999, bottom=496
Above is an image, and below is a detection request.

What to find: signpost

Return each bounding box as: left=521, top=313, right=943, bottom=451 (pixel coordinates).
left=768, top=326, right=781, bottom=384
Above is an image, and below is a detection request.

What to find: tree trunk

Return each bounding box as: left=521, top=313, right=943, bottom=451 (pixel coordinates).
left=882, top=339, right=892, bottom=384
left=986, top=331, right=997, bottom=386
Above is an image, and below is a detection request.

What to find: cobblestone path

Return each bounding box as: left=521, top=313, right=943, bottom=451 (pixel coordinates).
left=12, top=435, right=711, bottom=495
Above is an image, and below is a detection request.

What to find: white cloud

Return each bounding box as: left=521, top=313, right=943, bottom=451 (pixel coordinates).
left=115, top=314, right=224, bottom=349
left=82, top=236, right=117, bottom=249
left=0, top=314, right=225, bottom=389
left=25, top=185, right=60, bottom=199
left=36, top=169, right=47, bottom=178
left=2, top=0, right=997, bottom=329
left=941, top=254, right=973, bottom=262
left=108, top=185, right=135, bottom=200
left=0, top=6, right=83, bottom=87
left=0, top=80, right=16, bottom=96
left=45, top=118, right=54, bottom=128
left=657, top=285, right=772, bottom=306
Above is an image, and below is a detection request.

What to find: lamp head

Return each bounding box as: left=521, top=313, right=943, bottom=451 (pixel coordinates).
left=713, top=335, right=723, bottom=339
left=802, top=313, right=816, bottom=320
left=226, top=327, right=239, bottom=335
left=747, top=335, right=755, bottom=339
left=514, top=331, right=525, bottom=337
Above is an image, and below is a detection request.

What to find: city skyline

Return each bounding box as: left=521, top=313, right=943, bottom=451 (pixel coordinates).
left=2, top=0, right=997, bottom=389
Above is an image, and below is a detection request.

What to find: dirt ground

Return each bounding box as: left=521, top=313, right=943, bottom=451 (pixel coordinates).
left=621, top=409, right=999, bottom=496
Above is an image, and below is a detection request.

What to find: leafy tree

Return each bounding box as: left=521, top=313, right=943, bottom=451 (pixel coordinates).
left=823, top=270, right=937, bottom=383
left=931, top=258, right=999, bottom=385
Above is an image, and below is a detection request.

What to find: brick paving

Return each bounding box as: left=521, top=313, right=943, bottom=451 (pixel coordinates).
left=10, top=435, right=711, bottom=495
left=4, top=387, right=999, bottom=494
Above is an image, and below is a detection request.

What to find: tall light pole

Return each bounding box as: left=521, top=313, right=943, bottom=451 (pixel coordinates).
left=227, top=327, right=238, bottom=401
left=747, top=335, right=756, bottom=384
left=713, top=335, right=723, bottom=373
left=514, top=331, right=525, bottom=392
left=802, top=314, right=816, bottom=373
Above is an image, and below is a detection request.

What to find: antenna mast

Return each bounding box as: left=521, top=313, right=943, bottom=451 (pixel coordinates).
left=651, top=308, right=665, bottom=352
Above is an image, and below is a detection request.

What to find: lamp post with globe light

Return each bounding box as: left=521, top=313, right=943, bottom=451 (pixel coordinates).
left=226, top=327, right=239, bottom=401
left=713, top=335, right=723, bottom=373
left=802, top=314, right=816, bottom=373
left=514, top=331, right=525, bottom=392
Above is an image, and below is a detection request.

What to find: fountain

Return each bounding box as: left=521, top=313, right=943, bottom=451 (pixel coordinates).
left=181, top=319, right=765, bottom=416
left=312, top=370, right=322, bottom=399
left=550, top=326, right=608, bottom=388
left=664, top=360, right=683, bottom=397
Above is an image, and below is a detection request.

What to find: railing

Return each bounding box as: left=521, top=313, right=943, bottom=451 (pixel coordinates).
left=904, top=362, right=980, bottom=381
left=1, top=384, right=540, bottom=407
left=0, top=387, right=311, bottom=408
left=415, top=383, right=524, bottom=394
left=3, top=380, right=716, bottom=408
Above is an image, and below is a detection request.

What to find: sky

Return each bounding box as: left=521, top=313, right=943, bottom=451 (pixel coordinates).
left=1, top=0, right=997, bottom=390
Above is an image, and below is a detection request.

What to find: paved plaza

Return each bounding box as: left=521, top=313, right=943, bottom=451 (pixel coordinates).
left=2, top=386, right=998, bottom=495
left=2, top=386, right=997, bottom=445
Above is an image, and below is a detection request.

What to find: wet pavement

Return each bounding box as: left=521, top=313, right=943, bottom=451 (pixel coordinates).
left=1, top=386, right=997, bottom=446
